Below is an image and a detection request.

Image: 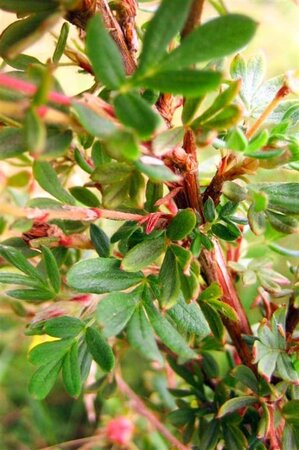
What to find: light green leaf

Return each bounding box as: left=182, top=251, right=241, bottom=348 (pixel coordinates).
left=127, top=305, right=163, bottom=363
left=137, top=70, right=222, bottom=97
left=167, top=295, right=210, bottom=338
left=29, top=339, right=72, bottom=365
left=137, top=0, right=193, bottom=73
left=167, top=209, right=197, bottom=241
left=159, top=248, right=181, bottom=309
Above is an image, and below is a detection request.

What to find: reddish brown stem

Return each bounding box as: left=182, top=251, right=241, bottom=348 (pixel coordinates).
left=182, top=0, right=205, bottom=37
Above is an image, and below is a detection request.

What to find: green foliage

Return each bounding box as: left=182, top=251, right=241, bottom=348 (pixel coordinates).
left=0, top=1, right=298, bottom=448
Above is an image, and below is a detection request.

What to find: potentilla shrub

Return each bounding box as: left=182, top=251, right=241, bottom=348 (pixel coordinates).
left=0, top=1, right=298, bottom=448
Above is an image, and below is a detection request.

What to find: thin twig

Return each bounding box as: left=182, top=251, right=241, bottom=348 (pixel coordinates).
left=182, top=0, right=205, bottom=37
left=115, top=372, right=191, bottom=450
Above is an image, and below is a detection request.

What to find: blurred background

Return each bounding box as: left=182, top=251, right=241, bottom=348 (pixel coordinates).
left=0, top=1, right=299, bottom=449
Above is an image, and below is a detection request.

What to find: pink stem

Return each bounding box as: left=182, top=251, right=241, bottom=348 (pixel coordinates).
left=0, top=73, right=72, bottom=107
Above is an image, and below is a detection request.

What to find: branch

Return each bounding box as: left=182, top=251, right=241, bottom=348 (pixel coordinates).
left=0, top=204, right=145, bottom=223
left=115, top=372, right=191, bottom=450
left=182, top=0, right=205, bottom=37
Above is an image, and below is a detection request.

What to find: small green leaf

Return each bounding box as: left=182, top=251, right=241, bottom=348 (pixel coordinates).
left=160, top=14, right=257, bottom=71
left=222, top=181, right=247, bottom=202
left=86, top=15, right=125, bottom=89
left=0, top=127, right=25, bottom=160
left=33, top=160, right=76, bottom=205
left=69, top=187, right=100, bottom=207
left=122, top=236, right=166, bottom=272
left=29, top=359, right=62, bottom=400
left=0, top=245, right=44, bottom=283
left=267, top=211, right=299, bottom=234
left=203, top=197, right=216, bottom=223
left=74, top=148, right=93, bottom=174
left=62, top=341, right=82, bottom=398
left=167, top=209, right=197, bottom=241
left=143, top=288, right=196, bottom=360
left=137, top=70, right=222, bottom=97
left=207, top=299, right=238, bottom=322
left=96, top=290, right=140, bottom=337
left=73, top=102, right=117, bottom=138
left=167, top=295, right=210, bottom=338
left=159, top=248, right=181, bottom=309
left=212, top=222, right=241, bottom=241
left=262, top=183, right=299, bottom=215
left=182, top=97, right=204, bottom=125
left=52, top=22, right=69, bottom=64
left=227, top=127, right=248, bottom=151
left=137, top=0, right=193, bottom=74
left=283, top=400, right=299, bottom=425
left=223, top=424, right=248, bottom=450
left=135, top=158, right=180, bottom=182
left=24, top=108, right=46, bottom=155
left=152, top=127, right=184, bottom=157
left=218, top=396, right=256, bottom=418
left=41, top=246, right=60, bottom=293
left=202, top=105, right=242, bottom=130
left=85, top=326, right=115, bottom=372
left=127, top=305, right=163, bottom=363
left=106, top=130, right=140, bottom=162
left=90, top=224, right=110, bottom=258
left=0, top=273, right=41, bottom=287
left=29, top=339, right=72, bottom=365
left=114, top=92, right=160, bottom=138
left=268, top=243, right=299, bottom=258
left=200, top=419, right=221, bottom=450
left=248, top=205, right=266, bottom=236
left=199, top=283, right=222, bottom=302
left=92, top=162, right=132, bottom=184
left=200, top=302, right=224, bottom=342
left=67, top=257, right=143, bottom=294
left=44, top=316, right=84, bottom=338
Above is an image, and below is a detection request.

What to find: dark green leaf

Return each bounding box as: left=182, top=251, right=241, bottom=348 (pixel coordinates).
left=62, top=341, right=82, bottom=398
left=160, top=14, right=257, bottom=71
left=74, top=148, right=93, bottom=174
left=92, top=161, right=132, bottom=184
left=114, top=92, right=160, bottom=138
left=200, top=419, right=221, bottom=450
left=168, top=408, right=195, bottom=426
left=90, top=224, right=110, bottom=258
left=41, top=246, right=60, bottom=293
left=86, top=15, right=125, bottom=89
left=0, top=0, right=59, bottom=14
left=67, top=257, right=143, bottom=293
left=137, top=0, right=193, bottom=73
left=33, top=160, right=76, bottom=205
left=212, top=222, right=241, bottom=241
left=262, top=183, right=299, bottom=215
left=44, top=316, right=84, bottom=338
left=85, top=326, right=115, bottom=372
left=0, top=273, right=41, bottom=288
left=29, top=359, right=62, bottom=400
left=283, top=400, right=299, bottom=425
left=223, top=424, right=248, bottom=450
left=127, top=305, right=163, bottom=363
left=96, top=290, right=140, bottom=337
left=0, top=245, right=44, bottom=283
left=182, top=97, right=204, bottom=125
left=167, top=209, right=197, bottom=240
left=121, top=236, right=166, bottom=272
left=267, top=211, right=299, bottom=234
left=159, top=248, right=181, bottom=309
left=207, top=299, right=238, bottom=322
